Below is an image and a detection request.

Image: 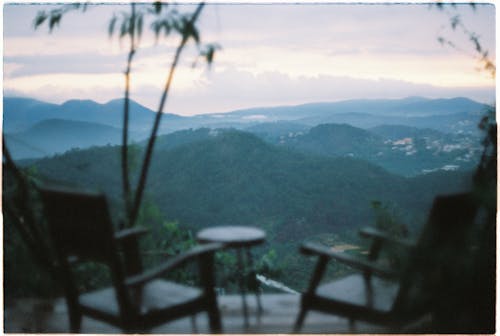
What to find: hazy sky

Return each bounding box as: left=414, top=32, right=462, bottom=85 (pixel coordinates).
left=3, top=2, right=496, bottom=115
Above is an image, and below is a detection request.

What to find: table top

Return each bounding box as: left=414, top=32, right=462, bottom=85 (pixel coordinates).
left=196, top=226, right=266, bottom=247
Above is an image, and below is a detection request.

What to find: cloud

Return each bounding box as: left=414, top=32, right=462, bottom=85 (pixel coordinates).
left=4, top=53, right=124, bottom=78
left=131, top=68, right=495, bottom=115
left=3, top=3, right=495, bottom=116
left=4, top=66, right=494, bottom=116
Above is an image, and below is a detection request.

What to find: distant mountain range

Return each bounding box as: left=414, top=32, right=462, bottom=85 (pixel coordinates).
left=3, top=96, right=489, bottom=162
left=199, top=96, right=488, bottom=132
left=3, top=97, right=181, bottom=134
left=221, top=96, right=483, bottom=118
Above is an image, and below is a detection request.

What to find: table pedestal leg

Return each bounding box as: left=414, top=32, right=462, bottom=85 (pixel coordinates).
left=246, top=248, right=263, bottom=316
left=237, top=248, right=249, bottom=328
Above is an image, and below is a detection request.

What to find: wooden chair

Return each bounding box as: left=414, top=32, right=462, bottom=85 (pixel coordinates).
left=39, top=185, right=223, bottom=333
left=294, top=192, right=478, bottom=332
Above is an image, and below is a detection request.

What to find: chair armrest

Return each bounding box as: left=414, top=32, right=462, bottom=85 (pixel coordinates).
left=359, top=227, right=416, bottom=249
left=114, top=227, right=149, bottom=242
left=125, top=243, right=223, bottom=287
left=301, top=242, right=399, bottom=280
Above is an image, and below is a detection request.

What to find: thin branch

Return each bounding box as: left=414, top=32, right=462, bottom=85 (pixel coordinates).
left=121, top=3, right=137, bottom=227
left=436, top=4, right=496, bottom=78
left=3, top=137, right=57, bottom=273
left=129, top=2, right=205, bottom=227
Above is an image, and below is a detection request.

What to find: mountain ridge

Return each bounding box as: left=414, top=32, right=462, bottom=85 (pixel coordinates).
left=4, top=118, right=124, bottom=159
left=4, top=95, right=488, bottom=161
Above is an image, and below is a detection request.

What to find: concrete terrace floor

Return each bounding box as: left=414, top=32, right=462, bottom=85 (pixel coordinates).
left=5, top=293, right=394, bottom=334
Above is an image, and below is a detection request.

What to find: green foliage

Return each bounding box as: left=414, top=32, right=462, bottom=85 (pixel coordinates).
left=255, top=249, right=282, bottom=279
left=26, top=129, right=473, bottom=289
left=72, top=263, right=111, bottom=292
left=370, top=201, right=410, bottom=269
left=2, top=164, right=58, bottom=300
left=34, top=4, right=87, bottom=32
left=212, top=247, right=283, bottom=294
left=213, top=251, right=238, bottom=292
left=371, top=201, right=409, bottom=238
left=135, top=199, right=198, bottom=285
left=3, top=232, right=56, bottom=302
left=138, top=199, right=195, bottom=248
left=127, top=143, right=143, bottom=174
left=33, top=2, right=220, bottom=230
left=474, top=106, right=496, bottom=210
left=4, top=218, right=57, bottom=301
left=195, top=43, right=222, bottom=68
left=435, top=3, right=495, bottom=77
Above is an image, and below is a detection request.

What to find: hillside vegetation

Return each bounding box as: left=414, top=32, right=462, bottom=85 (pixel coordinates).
left=28, top=130, right=473, bottom=287
left=5, top=95, right=484, bottom=289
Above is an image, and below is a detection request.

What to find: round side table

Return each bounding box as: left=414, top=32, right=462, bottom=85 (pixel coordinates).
left=197, top=226, right=266, bottom=328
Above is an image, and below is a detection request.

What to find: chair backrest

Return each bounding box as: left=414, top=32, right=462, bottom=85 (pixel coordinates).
left=39, top=186, right=118, bottom=263
left=39, top=185, right=133, bottom=317
left=393, top=192, right=478, bottom=319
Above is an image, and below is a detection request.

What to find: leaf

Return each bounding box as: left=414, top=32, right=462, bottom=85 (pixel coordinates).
left=108, top=15, right=117, bottom=37
left=206, top=49, right=214, bottom=64
left=182, top=19, right=199, bottom=44
left=128, top=13, right=135, bottom=36
left=201, top=43, right=221, bottom=66
left=190, top=25, right=200, bottom=44
left=48, top=13, right=62, bottom=32
left=151, top=19, right=172, bottom=39
left=137, top=13, right=143, bottom=40
left=469, top=33, right=482, bottom=53
left=194, top=26, right=201, bottom=44
left=151, top=20, right=161, bottom=39
left=206, top=44, right=221, bottom=65
left=33, top=12, right=47, bottom=29
left=162, top=21, right=171, bottom=36
left=120, top=20, right=128, bottom=39
left=450, top=15, right=460, bottom=30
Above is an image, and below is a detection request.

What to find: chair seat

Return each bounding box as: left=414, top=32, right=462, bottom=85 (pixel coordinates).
left=316, top=274, right=399, bottom=313
left=80, top=279, right=202, bottom=317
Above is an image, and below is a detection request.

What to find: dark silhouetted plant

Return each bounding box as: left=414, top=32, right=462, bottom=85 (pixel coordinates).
left=435, top=3, right=495, bottom=77
left=33, top=2, right=220, bottom=228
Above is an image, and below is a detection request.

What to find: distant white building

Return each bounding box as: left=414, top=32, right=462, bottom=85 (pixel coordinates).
left=393, top=137, right=413, bottom=145
left=441, top=164, right=460, bottom=171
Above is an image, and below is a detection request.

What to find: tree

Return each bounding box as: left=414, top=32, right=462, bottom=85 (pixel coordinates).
left=31, top=2, right=220, bottom=228
left=433, top=4, right=496, bottom=331
left=1, top=2, right=220, bottom=298
left=435, top=2, right=495, bottom=77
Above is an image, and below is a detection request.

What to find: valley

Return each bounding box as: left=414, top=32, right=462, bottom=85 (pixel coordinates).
left=3, top=95, right=487, bottom=288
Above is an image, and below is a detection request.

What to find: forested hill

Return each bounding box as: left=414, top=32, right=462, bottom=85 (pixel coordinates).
left=31, top=130, right=473, bottom=241
left=4, top=119, right=123, bottom=159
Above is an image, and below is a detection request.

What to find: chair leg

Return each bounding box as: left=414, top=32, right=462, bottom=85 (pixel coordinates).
left=68, top=310, right=82, bottom=333
left=349, top=318, right=356, bottom=332
left=293, top=307, right=308, bottom=333
left=190, top=315, right=198, bottom=333
left=207, top=301, right=222, bottom=333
